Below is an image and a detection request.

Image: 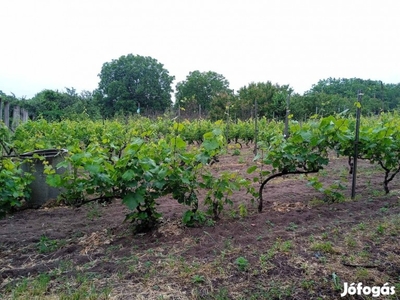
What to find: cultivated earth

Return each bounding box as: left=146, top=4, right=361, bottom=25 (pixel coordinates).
left=1, top=146, right=399, bottom=299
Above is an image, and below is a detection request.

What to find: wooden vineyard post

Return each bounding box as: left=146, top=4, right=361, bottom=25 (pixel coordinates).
left=351, top=90, right=363, bottom=199
left=253, top=98, right=258, bottom=155
left=284, top=94, right=290, bottom=139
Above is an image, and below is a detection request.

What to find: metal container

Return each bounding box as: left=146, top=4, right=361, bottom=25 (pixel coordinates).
left=20, top=149, right=68, bottom=208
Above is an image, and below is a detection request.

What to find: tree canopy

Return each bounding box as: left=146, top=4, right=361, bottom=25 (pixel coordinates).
left=175, top=70, right=232, bottom=115
left=289, top=77, right=400, bottom=120
left=97, top=54, right=175, bottom=117
left=236, top=82, right=293, bottom=120
left=21, top=88, right=100, bottom=121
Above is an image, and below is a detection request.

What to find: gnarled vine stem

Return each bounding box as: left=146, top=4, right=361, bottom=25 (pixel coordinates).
left=258, top=169, right=320, bottom=212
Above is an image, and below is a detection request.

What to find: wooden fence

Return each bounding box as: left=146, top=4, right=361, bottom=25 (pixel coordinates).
left=0, top=98, right=29, bottom=131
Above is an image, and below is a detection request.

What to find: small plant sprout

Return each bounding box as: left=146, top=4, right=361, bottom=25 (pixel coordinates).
left=191, top=275, right=206, bottom=284
left=232, top=149, right=241, bottom=156
left=36, top=235, right=60, bottom=254
left=332, top=272, right=341, bottom=291
left=238, top=203, right=248, bottom=218
left=286, top=222, right=298, bottom=231
left=235, top=256, right=249, bottom=272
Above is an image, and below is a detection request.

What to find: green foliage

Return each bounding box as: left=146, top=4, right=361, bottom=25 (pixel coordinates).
left=237, top=82, right=292, bottom=120
left=234, top=256, right=249, bottom=271
left=238, top=203, right=248, bottom=218
left=201, top=171, right=250, bottom=220
left=0, top=157, right=33, bottom=218
left=310, top=241, right=335, bottom=254
left=307, top=177, right=346, bottom=202
left=0, top=121, right=13, bottom=155
left=36, top=235, right=60, bottom=254
left=182, top=210, right=206, bottom=227
left=97, top=54, right=175, bottom=117
left=232, top=149, right=241, bottom=156
left=209, top=92, right=236, bottom=121
left=191, top=275, right=206, bottom=284
left=332, top=272, right=341, bottom=291
left=4, top=111, right=400, bottom=230
left=291, top=77, right=400, bottom=119
left=22, top=88, right=101, bottom=121
left=175, top=70, right=232, bottom=116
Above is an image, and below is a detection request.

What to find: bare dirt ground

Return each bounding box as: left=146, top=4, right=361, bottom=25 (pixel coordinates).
left=1, top=145, right=399, bottom=299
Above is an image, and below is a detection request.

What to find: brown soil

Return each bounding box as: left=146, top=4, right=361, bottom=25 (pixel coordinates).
left=1, top=145, right=399, bottom=299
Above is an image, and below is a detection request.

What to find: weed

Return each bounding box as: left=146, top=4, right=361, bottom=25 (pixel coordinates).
left=372, top=189, right=384, bottom=197
left=358, top=222, right=366, bottom=230
left=263, top=281, right=293, bottom=298
left=265, top=219, right=274, bottom=227
left=301, top=279, right=315, bottom=290
left=238, top=203, right=248, bottom=218
left=106, top=244, right=122, bottom=254
left=86, top=201, right=102, bottom=220
left=11, top=278, right=29, bottom=297
left=37, top=235, right=60, bottom=254
left=229, top=209, right=238, bottom=218
left=232, top=149, right=241, bottom=156
left=235, top=256, right=249, bottom=271
left=376, top=223, right=386, bottom=235
left=192, top=261, right=200, bottom=269
left=285, top=222, right=298, bottom=231
left=379, top=206, right=389, bottom=214
left=259, top=254, right=267, bottom=265
left=345, top=236, right=357, bottom=248
left=355, top=268, right=370, bottom=280
left=310, top=241, right=335, bottom=254
left=332, top=272, right=341, bottom=291
left=223, top=238, right=233, bottom=250
left=308, top=198, right=325, bottom=206
left=191, top=274, right=206, bottom=283
left=265, top=247, right=277, bottom=260
left=205, top=218, right=216, bottom=227
left=58, top=259, right=74, bottom=273
left=214, top=287, right=230, bottom=299
left=358, top=250, right=370, bottom=258
left=319, top=169, right=328, bottom=177
left=280, top=240, right=293, bottom=252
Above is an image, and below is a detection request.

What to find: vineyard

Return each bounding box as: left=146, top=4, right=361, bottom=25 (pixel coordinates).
left=1, top=113, right=400, bottom=299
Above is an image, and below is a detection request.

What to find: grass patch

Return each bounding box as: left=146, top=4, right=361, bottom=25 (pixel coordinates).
left=310, top=241, right=336, bottom=254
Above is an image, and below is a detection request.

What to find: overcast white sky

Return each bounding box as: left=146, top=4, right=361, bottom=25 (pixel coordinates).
left=1, top=0, right=399, bottom=99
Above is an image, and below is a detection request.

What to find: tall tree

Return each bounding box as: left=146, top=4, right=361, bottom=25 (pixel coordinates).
left=175, top=70, right=232, bottom=115
left=305, top=77, right=400, bottom=113
left=25, top=90, right=65, bottom=121
left=237, top=82, right=292, bottom=120
left=97, top=54, right=175, bottom=117
left=22, top=88, right=100, bottom=121
left=209, top=92, right=237, bottom=121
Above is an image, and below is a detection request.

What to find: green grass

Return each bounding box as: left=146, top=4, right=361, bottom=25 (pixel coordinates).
left=310, top=241, right=336, bottom=254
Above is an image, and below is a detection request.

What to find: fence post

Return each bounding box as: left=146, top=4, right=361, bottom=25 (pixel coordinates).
left=12, top=105, right=21, bottom=131
left=21, top=108, right=29, bottom=123
left=0, top=97, right=2, bottom=121
left=4, top=101, right=10, bottom=128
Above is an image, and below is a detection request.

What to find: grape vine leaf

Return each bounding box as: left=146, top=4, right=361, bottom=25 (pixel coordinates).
left=123, top=189, right=145, bottom=210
